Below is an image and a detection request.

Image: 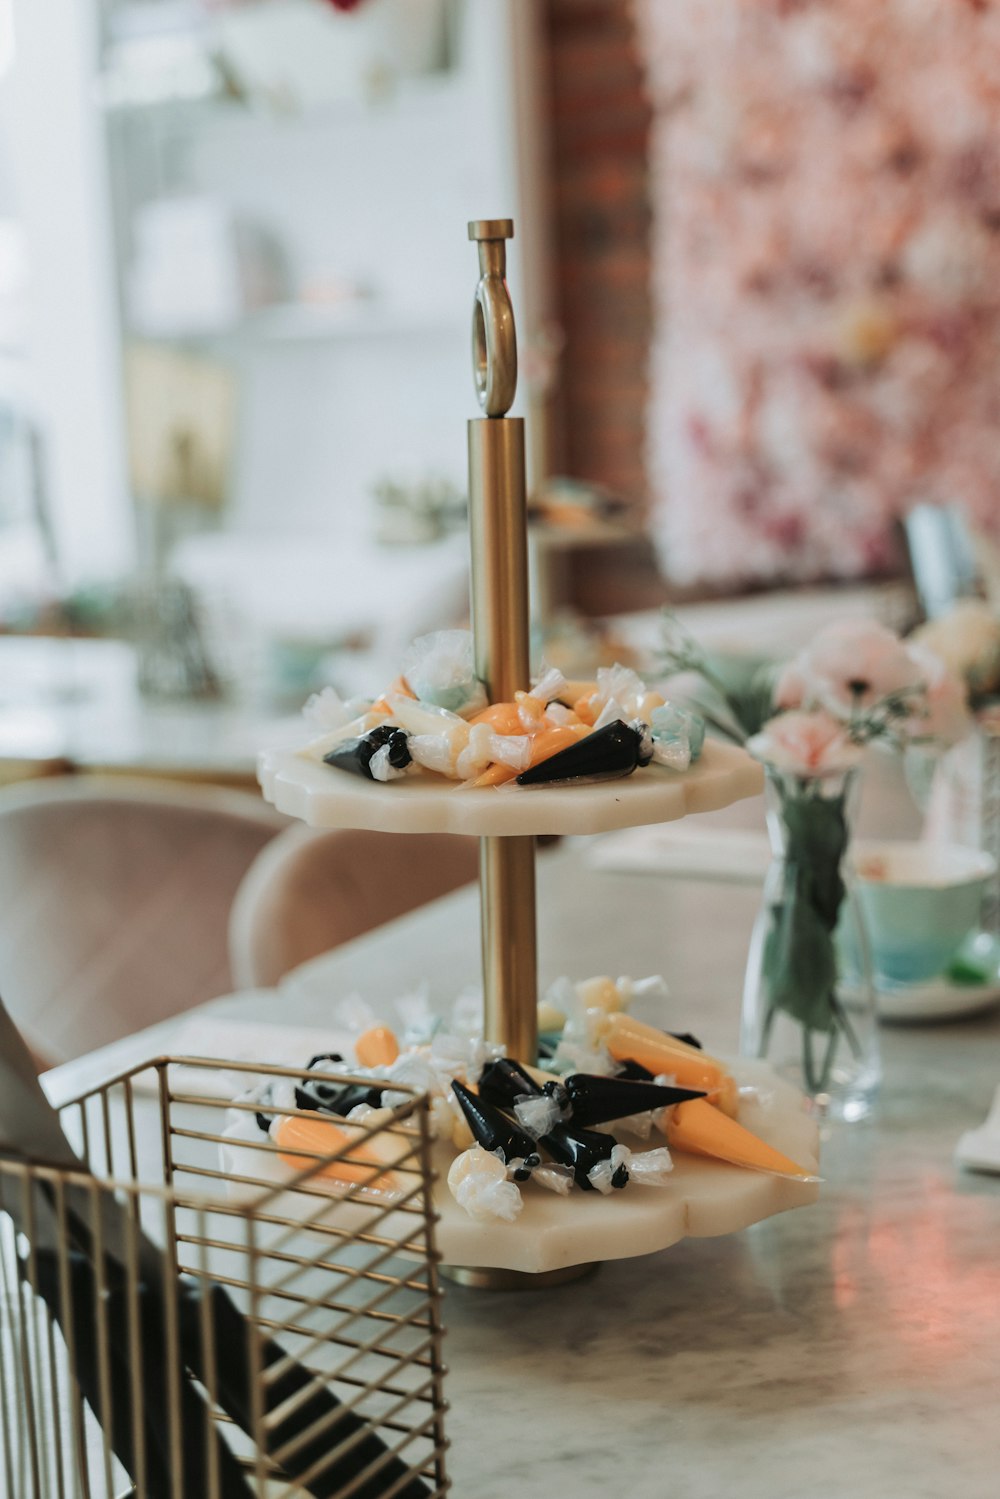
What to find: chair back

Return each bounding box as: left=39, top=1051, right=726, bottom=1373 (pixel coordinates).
left=0, top=776, right=286, bottom=1064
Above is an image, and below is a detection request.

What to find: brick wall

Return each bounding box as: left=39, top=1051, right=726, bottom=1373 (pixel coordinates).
left=544, top=0, right=652, bottom=510
left=543, top=0, right=667, bottom=612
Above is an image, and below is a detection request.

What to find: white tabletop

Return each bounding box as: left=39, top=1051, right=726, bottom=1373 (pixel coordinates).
left=42, top=781, right=1000, bottom=1499
left=0, top=636, right=300, bottom=777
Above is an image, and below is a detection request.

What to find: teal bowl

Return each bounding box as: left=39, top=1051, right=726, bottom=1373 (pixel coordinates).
left=852, top=842, right=997, bottom=986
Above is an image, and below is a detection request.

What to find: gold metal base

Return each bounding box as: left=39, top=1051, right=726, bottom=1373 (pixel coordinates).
left=440, top=1262, right=599, bottom=1291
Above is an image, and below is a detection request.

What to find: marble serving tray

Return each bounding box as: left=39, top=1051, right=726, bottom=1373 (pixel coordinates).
left=219, top=1058, right=819, bottom=1276
left=258, top=740, right=764, bottom=837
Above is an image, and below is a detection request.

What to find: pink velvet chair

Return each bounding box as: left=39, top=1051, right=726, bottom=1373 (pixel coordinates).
left=0, top=776, right=287, bottom=1065
left=228, top=825, right=480, bottom=991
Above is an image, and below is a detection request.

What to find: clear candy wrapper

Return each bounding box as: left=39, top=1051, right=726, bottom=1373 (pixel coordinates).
left=303, top=687, right=372, bottom=732
left=528, top=666, right=568, bottom=704
left=649, top=703, right=706, bottom=772
left=447, top=1147, right=523, bottom=1222
left=531, top=1162, right=574, bottom=1196
left=299, top=711, right=386, bottom=764
left=587, top=1142, right=674, bottom=1194
left=513, top=1092, right=568, bottom=1138
left=401, top=630, right=488, bottom=717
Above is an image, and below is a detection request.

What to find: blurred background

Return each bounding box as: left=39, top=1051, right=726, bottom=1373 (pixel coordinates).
left=2, top=0, right=999, bottom=783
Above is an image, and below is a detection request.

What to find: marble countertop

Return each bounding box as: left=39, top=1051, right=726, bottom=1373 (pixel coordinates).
left=43, top=773, right=1000, bottom=1499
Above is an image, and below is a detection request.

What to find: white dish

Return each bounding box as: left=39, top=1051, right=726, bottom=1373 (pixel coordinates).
left=876, top=976, right=1000, bottom=1024
left=258, top=740, right=763, bottom=837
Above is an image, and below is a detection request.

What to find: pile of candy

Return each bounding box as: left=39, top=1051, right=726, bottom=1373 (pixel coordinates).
left=228, top=976, right=816, bottom=1223
left=298, top=631, right=705, bottom=789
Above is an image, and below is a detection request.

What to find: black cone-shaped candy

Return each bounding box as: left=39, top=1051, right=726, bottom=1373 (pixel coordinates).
left=516, top=719, right=643, bottom=786
left=616, top=1059, right=654, bottom=1082
left=324, top=723, right=411, bottom=780
left=539, top=1123, right=628, bottom=1192
left=452, top=1080, right=541, bottom=1181
left=291, top=1053, right=384, bottom=1121
left=477, top=1058, right=543, bottom=1111
left=556, top=1072, right=704, bottom=1127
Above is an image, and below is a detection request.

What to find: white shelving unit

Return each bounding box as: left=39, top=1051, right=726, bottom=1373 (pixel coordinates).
left=4, top=0, right=555, bottom=594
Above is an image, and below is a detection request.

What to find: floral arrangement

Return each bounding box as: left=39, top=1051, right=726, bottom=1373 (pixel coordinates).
left=636, top=0, right=1000, bottom=588
left=910, top=599, right=1000, bottom=712
left=663, top=614, right=970, bottom=1099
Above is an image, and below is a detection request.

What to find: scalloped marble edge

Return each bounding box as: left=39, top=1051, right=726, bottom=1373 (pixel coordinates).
left=257, top=739, right=764, bottom=836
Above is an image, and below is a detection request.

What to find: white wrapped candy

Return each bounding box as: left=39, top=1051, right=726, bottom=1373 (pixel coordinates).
left=532, top=1163, right=574, bottom=1195
left=649, top=703, right=706, bottom=771
left=587, top=1142, right=674, bottom=1194
left=298, top=711, right=387, bottom=764
left=455, top=723, right=532, bottom=780
left=513, top=1092, right=568, bottom=1138
left=401, top=631, right=488, bottom=718
left=302, top=687, right=373, bottom=731
left=448, top=1147, right=523, bottom=1222
left=528, top=666, right=568, bottom=704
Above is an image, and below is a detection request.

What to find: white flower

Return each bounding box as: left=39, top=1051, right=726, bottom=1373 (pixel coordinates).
left=747, top=710, right=864, bottom=777
left=780, top=619, right=924, bottom=717
left=910, top=602, right=1000, bottom=696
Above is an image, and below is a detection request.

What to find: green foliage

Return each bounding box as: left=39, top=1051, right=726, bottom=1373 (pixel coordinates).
left=760, top=783, right=856, bottom=1092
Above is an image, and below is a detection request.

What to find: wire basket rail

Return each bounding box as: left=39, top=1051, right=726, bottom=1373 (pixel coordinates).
left=0, top=1056, right=449, bottom=1499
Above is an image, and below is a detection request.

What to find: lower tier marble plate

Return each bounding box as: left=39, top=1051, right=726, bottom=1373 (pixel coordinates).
left=221, top=1059, right=819, bottom=1277
left=431, top=1058, right=819, bottom=1274
left=257, top=739, right=764, bottom=837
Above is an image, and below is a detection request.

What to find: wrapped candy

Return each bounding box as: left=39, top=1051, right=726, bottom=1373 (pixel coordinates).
left=400, top=630, right=488, bottom=717
left=516, top=718, right=653, bottom=786
left=323, top=723, right=411, bottom=781
left=355, top=1025, right=400, bottom=1068
left=451, top=1080, right=541, bottom=1180
left=447, top=1147, right=523, bottom=1222
left=538, top=1121, right=629, bottom=1192
left=298, top=709, right=388, bottom=764
left=600, top=1012, right=739, bottom=1115
left=587, top=1142, right=674, bottom=1194
left=270, top=1113, right=407, bottom=1201
left=573, top=665, right=665, bottom=727
left=293, top=1054, right=384, bottom=1120
left=533, top=1072, right=705, bottom=1130
left=303, top=686, right=375, bottom=731
left=477, top=1057, right=544, bottom=1111
left=649, top=704, right=706, bottom=772
left=467, top=721, right=591, bottom=788
left=663, top=1099, right=817, bottom=1182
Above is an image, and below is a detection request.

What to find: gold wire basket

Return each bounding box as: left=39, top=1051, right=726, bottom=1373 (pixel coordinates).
left=0, top=1057, right=449, bottom=1499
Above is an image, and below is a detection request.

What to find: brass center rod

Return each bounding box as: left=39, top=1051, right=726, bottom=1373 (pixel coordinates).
left=467, top=413, right=537, bottom=1063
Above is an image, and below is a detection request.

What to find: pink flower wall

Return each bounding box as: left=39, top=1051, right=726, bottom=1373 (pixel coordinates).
left=636, top=0, right=1000, bottom=588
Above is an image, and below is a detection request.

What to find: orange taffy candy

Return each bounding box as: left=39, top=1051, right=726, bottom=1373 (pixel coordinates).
left=274, top=1116, right=397, bottom=1191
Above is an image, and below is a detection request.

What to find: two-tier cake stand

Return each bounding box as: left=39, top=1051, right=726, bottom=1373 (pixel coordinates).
left=259, top=221, right=819, bottom=1287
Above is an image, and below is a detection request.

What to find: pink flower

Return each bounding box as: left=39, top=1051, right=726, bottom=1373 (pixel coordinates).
left=773, top=661, right=807, bottom=710
left=903, top=644, right=973, bottom=746
left=747, top=710, right=864, bottom=777
left=784, top=619, right=923, bottom=715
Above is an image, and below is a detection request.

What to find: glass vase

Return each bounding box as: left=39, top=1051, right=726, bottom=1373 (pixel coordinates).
left=741, top=765, right=881, bottom=1122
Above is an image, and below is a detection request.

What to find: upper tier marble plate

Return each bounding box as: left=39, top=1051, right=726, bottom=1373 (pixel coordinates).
left=258, top=740, right=764, bottom=836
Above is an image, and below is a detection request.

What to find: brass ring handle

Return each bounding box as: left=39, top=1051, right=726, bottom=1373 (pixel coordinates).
left=469, top=219, right=517, bottom=417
